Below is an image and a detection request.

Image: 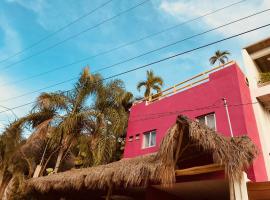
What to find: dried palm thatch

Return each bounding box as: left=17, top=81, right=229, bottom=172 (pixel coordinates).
left=25, top=115, right=257, bottom=195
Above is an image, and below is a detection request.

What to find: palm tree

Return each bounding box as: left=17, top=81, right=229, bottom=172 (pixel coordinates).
left=0, top=110, right=58, bottom=198
left=137, top=70, right=163, bottom=100
left=35, top=67, right=132, bottom=172
left=44, top=68, right=102, bottom=173
left=0, top=120, right=24, bottom=198
left=92, top=79, right=132, bottom=165
left=0, top=67, right=132, bottom=198
left=209, top=50, right=230, bottom=66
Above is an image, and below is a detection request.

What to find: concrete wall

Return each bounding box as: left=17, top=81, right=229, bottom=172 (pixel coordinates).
left=242, top=49, right=270, bottom=180
left=124, top=63, right=268, bottom=182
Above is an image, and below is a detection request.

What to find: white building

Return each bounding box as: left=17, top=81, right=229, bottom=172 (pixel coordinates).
left=242, top=37, right=270, bottom=180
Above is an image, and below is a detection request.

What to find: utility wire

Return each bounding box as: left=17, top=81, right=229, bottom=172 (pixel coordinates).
left=0, top=0, right=114, bottom=64
left=131, top=99, right=224, bottom=118
left=0, top=0, right=150, bottom=71
left=0, top=23, right=269, bottom=113
left=0, top=0, right=248, bottom=87
left=129, top=102, right=259, bottom=122
left=0, top=105, right=18, bottom=119
left=0, top=17, right=269, bottom=103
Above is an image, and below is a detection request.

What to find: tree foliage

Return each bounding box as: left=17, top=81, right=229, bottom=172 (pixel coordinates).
left=137, top=70, right=163, bottom=99
left=209, top=50, right=230, bottom=66
left=0, top=67, right=134, bottom=198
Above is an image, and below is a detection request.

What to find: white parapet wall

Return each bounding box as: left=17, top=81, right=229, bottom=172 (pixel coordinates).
left=242, top=48, right=270, bottom=180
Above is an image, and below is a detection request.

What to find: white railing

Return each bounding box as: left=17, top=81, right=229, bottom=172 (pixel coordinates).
left=135, top=61, right=235, bottom=104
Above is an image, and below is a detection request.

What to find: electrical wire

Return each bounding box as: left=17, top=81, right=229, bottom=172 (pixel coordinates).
left=129, top=102, right=259, bottom=122
left=0, top=0, right=114, bottom=64
left=0, top=23, right=269, bottom=113
left=0, top=0, right=249, bottom=88
left=0, top=0, right=150, bottom=71
left=0, top=22, right=269, bottom=103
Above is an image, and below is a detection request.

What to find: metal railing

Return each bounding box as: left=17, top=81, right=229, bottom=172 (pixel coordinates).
left=135, top=61, right=235, bottom=104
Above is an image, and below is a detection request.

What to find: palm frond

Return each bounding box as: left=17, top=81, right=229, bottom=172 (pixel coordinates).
left=152, top=76, right=164, bottom=86
left=209, top=50, right=231, bottom=66
left=35, top=92, right=69, bottom=112
left=136, top=81, right=146, bottom=91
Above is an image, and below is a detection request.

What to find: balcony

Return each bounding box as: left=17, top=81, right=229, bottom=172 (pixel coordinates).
left=254, top=82, right=270, bottom=110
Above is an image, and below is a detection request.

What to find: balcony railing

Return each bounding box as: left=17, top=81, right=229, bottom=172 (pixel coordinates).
left=135, top=61, right=235, bottom=104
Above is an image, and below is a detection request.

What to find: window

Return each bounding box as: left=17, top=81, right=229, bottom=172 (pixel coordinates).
left=128, top=136, right=133, bottom=142
left=135, top=134, right=140, bottom=140
left=197, top=113, right=216, bottom=130
left=143, top=130, right=156, bottom=148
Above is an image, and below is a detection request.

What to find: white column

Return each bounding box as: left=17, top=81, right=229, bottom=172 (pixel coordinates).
left=229, top=172, right=249, bottom=200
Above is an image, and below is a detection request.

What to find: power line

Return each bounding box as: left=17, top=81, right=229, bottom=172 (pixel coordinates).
left=0, top=0, right=114, bottom=64
left=0, top=15, right=269, bottom=102
left=0, top=0, right=248, bottom=88
left=0, top=105, right=18, bottom=119
left=129, top=102, right=259, bottom=122
left=0, top=0, right=150, bottom=71
left=131, top=100, right=224, bottom=118
left=0, top=23, right=269, bottom=113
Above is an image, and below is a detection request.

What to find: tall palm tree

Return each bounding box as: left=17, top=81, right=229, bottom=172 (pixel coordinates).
left=92, top=79, right=132, bottom=165
left=209, top=50, right=230, bottom=66
left=45, top=67, right=102, bottom=173
left=35, top=67, right=132, bottom=172
left=0, top=67, right=132, bottom=198
left=137, top=70, right=163, bottom=100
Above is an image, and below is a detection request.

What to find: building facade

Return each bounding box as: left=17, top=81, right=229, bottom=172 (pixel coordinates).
left=242, top=37, right=270, bottom=180
left=124, top=62, right=268, bottom=182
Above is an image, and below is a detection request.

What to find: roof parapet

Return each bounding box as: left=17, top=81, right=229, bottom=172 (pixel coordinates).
left=134, top=61, right=235, bottom=105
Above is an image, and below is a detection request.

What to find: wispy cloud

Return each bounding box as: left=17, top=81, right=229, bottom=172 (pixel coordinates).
left=5, top=0, right=111, bottom=31
left=0, top=14, right=22, bottom=60
left=159, top=0, right=270, bottom=41
left=0, top=74, right=33, bottom=122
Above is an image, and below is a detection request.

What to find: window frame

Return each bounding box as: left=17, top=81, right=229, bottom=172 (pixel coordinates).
left=197, top=113, right=217, bottom=131
left=142, top=130, right=156, bottom=149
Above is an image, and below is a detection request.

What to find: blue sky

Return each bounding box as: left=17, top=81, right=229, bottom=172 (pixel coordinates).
left=0, top=0, right=269, bottom=130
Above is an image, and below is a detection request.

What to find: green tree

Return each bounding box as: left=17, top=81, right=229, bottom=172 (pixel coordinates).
left=259, top=72, right=270, bottom=84
left=0, top=67, right=132, bottom=198
left=209, top=50, right=230, bottom=66
left=35, top=67, right=132, bottom=172
left=137, top=70, right=163, bottom=100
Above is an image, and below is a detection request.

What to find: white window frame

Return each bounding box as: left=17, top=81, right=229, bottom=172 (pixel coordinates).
left=142, top=130, right=156, bottom=149
left=197, top=113, right=217, bottom=130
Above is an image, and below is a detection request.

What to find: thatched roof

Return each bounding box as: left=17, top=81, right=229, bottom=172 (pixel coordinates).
left=25, top=115, right=257, bottom=195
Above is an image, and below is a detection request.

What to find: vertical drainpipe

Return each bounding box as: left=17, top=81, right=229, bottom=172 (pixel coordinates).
left=223, top=98, right=234, bottom=137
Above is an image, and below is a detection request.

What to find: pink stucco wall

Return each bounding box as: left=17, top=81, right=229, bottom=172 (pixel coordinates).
left=124, top=63, right=267, bottom=182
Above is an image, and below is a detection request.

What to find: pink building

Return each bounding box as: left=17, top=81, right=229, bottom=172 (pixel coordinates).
left=124, top=62, right=268, bottom=182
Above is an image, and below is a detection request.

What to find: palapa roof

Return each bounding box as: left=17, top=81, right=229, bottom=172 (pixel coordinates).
left=25, top=115, right=257, bottom=195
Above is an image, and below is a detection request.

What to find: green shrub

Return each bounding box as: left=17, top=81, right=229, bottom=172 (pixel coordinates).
left=259, top=72, right=270, bottom=84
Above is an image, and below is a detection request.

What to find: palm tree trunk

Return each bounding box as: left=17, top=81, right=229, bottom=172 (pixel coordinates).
left=40, top=147, right=60, bottom=176
left=54, top=148, right=65, bottom=173
left=148, top=88, right=152, bottom=101
left=33, top=139, right=50, bottom=178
